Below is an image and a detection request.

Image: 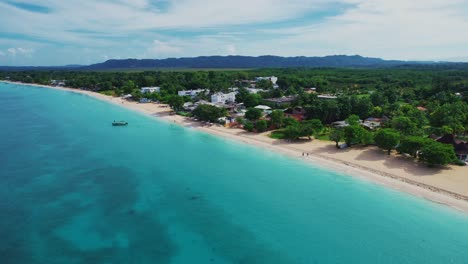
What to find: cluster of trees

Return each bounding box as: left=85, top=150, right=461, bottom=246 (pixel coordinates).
left=396, top=136, right=457, bottom=166
left=240, top=108, right=269, bottom=132
left=282, top=119, right=324, bottom=140
left=192, top=104, right=227, bottom=123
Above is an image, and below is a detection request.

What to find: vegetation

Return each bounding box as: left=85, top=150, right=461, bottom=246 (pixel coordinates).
left=419, top=142, right=457, bottom=167
left=374, top=129, right=400, bottom=155
left=270, top=110, right=285, bottom=128
left=255, top=120, right=268, bottom=132
left=192, top=104, right=227, bottom=123
left=329, top=128, right=344, bottom=148
left=282, top=119, right=324, bottom=140
left=245, top=108, right=263, bottom=121
left=396, top=136, right=433, bottom=158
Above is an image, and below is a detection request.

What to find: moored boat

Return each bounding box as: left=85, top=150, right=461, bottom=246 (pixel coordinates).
left=112, top=120, right=128, bottom=126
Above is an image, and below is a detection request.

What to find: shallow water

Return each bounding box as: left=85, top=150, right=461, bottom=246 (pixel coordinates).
left=1, top=82, right=468, bottom=264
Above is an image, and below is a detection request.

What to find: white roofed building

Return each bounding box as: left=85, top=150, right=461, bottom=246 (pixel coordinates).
left=178, top=89, right=208, bottom=98
left=211, top=92, right=236, bottom=104
left=141, top=86, right=160, bottom=93
left=255, top=76, right=278, bottom=85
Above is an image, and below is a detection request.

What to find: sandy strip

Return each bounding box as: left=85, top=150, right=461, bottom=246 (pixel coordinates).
left=2, top=80, right=468, bottom=213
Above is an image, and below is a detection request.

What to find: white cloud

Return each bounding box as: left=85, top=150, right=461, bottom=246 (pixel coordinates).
left=1, top=0, right=468, bottom=65
left=7, top=47, right=34, bottom=56
left=7, top=48, right=17, bottom=56
left=146, top=40, right=181, bottom=58
left=252, top=0, right=468, bottom=60
left=226, top=44, right=237, bottom=55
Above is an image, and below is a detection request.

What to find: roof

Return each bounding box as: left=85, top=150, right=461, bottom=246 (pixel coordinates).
left=141, top=86, right=160, bottom=89
left=317, top=95, right=338, bottom=99
left=436, top=134, right=468, bottom=155
left=263, top=95, right=298, bottom=104
left=416, top=106, right=428, bottom=111
left=254, top=105, right=272, bottom=110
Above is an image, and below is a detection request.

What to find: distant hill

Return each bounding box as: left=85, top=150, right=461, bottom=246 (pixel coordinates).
left=83, top=55, right=411, bottom=70
left=2, top=55, right=467, bottom=71
left=0, top=65, right=83, bottom=71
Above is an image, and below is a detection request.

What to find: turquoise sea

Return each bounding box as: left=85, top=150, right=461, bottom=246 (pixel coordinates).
left=1, top=82, right=468, bottom=264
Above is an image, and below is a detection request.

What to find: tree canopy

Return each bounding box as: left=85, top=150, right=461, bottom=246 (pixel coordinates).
left=374, top=129, right=400, bottom=155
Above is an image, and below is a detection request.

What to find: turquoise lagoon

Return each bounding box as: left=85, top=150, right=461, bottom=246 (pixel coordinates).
left=1, top=82, right=468, bottom=264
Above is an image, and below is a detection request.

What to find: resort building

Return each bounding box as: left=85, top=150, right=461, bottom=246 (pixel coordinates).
left=235, top=80, right=257, bottom=88
left=255, top=76, right=278, bottom=85
left=331, top=120, right=350, bottom=128
left=183, top=102, right=194, bottom=111
left=246, top=88, right=267, bottom=94
left=178, top=89, right=209, bottom=98
left=317, top=94, right=338, bottom=99
left=211, top=92, right=237, bottom=104
left=254, top=105, right=272, bottom=115
left=263, top=95, right=298, bottom=106
left=141, top=86, right=160, bottom=93
left=304, top=87, right=317, bottom=94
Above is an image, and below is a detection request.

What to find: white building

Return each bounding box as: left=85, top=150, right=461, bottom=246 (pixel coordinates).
left=246, top=88, right=266, bottom=94
left=211, top=92, right=236, bottom=104
left=254, top=105, right=272, bottom=115
left=141, top=86, right=160, bottom=93
left=50, top=80, right=66, bottom=86
left=317, top=94, right=338, bottom=99
left=178, top=89, right=208, bottom=98
left=255, top=76, right=278, bottom=85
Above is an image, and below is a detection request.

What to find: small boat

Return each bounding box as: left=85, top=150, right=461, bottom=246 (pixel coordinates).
left=112, top=120, right=128, bottom=126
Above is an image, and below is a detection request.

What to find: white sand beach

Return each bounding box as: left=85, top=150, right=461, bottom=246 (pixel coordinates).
left=3, top=81, right=468, bottom=212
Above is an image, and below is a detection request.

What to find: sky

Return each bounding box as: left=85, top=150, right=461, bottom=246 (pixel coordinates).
left=1, top=0, right=468, bottom=66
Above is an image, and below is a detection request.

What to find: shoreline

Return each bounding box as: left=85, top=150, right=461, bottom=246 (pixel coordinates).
left=2, top=80, right=468, bottom=213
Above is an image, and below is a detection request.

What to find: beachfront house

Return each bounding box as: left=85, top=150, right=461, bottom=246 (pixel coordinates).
left=254, top=105, right=272, bottom=115
left=283, top=106, right=306, bottom=121
left=50, top=80, right=66, bottom=86
left=361, top=117, right=389, bottom=130
left=178, top=89, right=208, bottom=98
left=211, top=92, right=236, bottom=104
left=435, top=134, right=468, bottom=162
left=141, top=86, right=160, bottom=93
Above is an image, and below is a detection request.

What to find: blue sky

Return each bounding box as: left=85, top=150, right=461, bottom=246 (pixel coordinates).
left=1, top=0, right=468, bottom=66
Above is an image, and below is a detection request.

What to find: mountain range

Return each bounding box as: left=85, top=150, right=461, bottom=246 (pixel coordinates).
left=0, top=55, right=466, bottom=71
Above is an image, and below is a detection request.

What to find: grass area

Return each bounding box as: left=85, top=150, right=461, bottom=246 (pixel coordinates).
left=99, top=90, right=117, bottom=96
left=176, top=111, right=192, bottom=117
left=314, top=133, right=330, bottom=141
left=356, top=94, right=370, bottom=99
left=269, top=130, right=286, bottom=139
